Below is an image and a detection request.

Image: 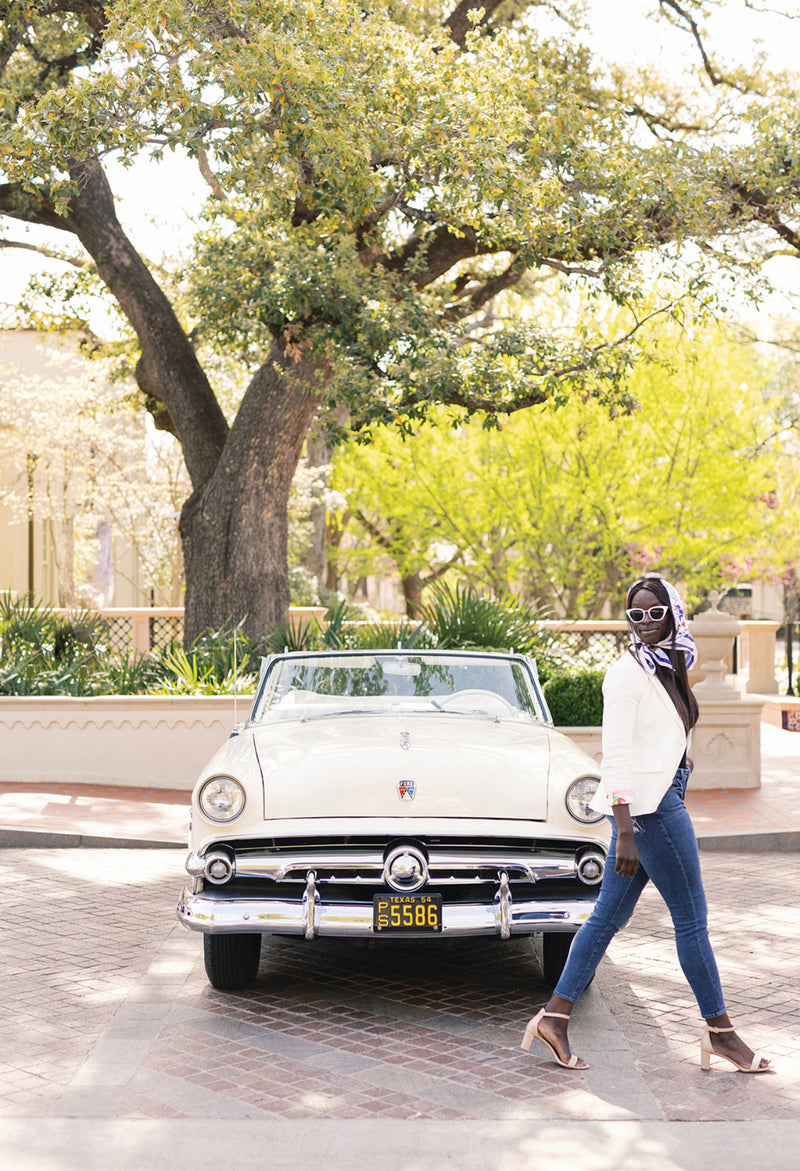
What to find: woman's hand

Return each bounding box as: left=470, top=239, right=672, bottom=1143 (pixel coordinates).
left=614, top=830, right=640, bottom=877
left=612, top=803, right=640, bottom=877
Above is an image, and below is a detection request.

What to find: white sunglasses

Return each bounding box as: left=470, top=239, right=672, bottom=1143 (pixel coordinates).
left=626, top=605, right=669, bottom=623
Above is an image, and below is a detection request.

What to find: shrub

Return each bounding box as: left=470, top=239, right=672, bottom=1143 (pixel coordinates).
left=150, top=621, right=259, bottom=695
left=0, top=593, right=113, bottom=695
left=415, top=581, right=560, bottom=664
left=543, top=670, right=604, bottom=727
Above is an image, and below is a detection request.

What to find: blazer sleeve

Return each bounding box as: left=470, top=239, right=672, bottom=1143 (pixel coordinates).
left=599, top=655, right=645, bottom=807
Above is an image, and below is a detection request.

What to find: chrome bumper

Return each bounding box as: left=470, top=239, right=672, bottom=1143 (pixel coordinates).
left=176, top=886, right=597, bottom=938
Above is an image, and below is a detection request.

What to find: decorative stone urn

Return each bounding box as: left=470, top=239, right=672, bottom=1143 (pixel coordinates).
left=690, top=591, right=741, bottom=698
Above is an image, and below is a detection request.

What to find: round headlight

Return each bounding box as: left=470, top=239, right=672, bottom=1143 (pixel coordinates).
left=198, top=775, right=246, bottom=822
left=565, top=777, right=605, bottom=825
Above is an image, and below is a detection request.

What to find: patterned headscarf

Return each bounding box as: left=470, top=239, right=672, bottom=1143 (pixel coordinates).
left=626, top=577, right=697, bottom=674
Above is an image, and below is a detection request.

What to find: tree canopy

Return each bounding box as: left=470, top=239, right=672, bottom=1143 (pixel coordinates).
left=1, top=1, right=798, bottom=637
left=330, top=315, right=783, bottom=615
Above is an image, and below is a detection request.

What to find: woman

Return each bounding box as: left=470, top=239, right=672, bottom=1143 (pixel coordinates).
left=521, top=576, right=771, bottom=1074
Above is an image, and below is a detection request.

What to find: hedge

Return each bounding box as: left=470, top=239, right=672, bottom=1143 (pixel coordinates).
left=543, top=670, right=604, bottom=727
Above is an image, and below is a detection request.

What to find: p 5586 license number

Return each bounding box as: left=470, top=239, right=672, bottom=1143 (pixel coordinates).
left=373, top=893, right=442, bottom=932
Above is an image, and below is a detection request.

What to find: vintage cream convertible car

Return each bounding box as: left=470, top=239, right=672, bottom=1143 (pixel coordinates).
left=177, top=649, right=610, bottom=990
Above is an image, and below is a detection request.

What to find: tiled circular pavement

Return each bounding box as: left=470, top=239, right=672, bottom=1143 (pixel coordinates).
left=2, top=848, right=798, bottom=1127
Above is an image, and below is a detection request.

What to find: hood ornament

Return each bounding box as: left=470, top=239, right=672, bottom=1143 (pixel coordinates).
left=398, top=778, right=416, bottom=800
left=400, top=731, right=410, bottom=750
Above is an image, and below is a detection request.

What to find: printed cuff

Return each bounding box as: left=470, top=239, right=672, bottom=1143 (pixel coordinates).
left=610, top=792, right=632, bottom=807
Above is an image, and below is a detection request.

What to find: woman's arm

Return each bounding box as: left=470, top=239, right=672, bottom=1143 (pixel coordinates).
left=600, top=656, right=644, bottom=809
left=611, top=803, right=639, bottom=877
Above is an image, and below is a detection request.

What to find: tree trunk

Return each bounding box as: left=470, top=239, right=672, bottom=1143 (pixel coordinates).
left=55, top=515, right=75, bottom=607
left=180, top=345, right=321, bottom=645
left=304, top=429, right=331, bottom=588
left=61, top=158, right=229, bottom=490
left=402, top=571, right=424, bottom=618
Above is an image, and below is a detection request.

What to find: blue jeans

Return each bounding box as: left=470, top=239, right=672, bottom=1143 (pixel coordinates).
left=554, top=768, right=726, bottom=1018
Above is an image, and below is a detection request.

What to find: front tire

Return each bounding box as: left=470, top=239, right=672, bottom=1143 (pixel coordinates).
left=203, top=933, right=261, bottom=990
left=541, top=932, right=574, bottom=988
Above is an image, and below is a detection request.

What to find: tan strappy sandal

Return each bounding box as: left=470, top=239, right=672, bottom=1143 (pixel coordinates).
left=520, top=1009, right=589, bottom=1070
left=700, top=1023, right=772, bottom=1073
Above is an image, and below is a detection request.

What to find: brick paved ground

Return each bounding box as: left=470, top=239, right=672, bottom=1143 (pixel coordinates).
left=2, top=848, right=798, bottom=1127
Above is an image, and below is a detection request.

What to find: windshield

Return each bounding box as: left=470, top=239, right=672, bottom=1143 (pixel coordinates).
left=250, top=653, right=545, bottom=724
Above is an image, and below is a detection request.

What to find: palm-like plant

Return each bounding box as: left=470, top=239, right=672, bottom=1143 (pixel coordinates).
left=415, top=581, right=559, bottom=662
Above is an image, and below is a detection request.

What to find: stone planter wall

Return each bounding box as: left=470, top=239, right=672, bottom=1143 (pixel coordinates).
left=0, top=696, right=241, bottom=790
left=0, top=697, right=761, bottom=792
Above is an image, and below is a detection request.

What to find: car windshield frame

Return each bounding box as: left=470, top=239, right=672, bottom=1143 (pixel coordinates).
left=248, top=650, right=551, bottom=726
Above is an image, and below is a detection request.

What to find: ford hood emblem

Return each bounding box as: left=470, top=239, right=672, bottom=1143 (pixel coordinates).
left=398, top=779, right=416, bottom=800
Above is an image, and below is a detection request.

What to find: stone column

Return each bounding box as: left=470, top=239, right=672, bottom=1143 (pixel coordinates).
left=737, top=621, right=780, bottom=694
left=689, top=592, right=764, bottom=789
left=286, top=606, right=328, bottom=638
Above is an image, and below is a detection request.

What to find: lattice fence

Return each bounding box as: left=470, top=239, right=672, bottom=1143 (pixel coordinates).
left=100, top=616, right=133, bottom=656
left=149, top=615, right=183, bottom=651
left=73, top=610, right=186, bottom=656
left=548, top=629, right=630, bottom=672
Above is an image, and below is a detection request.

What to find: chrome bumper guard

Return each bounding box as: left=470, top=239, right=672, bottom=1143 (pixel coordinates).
left=176, top=883, right=597, bottom=938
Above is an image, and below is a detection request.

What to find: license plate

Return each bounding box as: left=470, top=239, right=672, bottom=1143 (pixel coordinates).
left=373, top=893, right=442, bottom=933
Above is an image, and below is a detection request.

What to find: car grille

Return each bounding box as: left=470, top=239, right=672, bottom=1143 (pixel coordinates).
left=188, top=834, right=605, bottom=890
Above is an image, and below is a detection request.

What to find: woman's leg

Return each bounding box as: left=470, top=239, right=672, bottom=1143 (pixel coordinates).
left=634, top=783, right=769, bottom=1069
left=534, top=822, right=649, bottom=1065
left=633, top=786, right=725, bottom=1018
left=554, top=828, right=650, bottom=1002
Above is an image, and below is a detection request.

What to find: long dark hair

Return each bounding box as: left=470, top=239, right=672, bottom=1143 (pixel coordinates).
left=628, top=578, right=699, bottom=732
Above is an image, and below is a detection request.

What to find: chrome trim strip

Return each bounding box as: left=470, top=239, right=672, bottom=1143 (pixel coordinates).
left=177, top=888, right=597, bottom=937
left=214, top=849, right=579, bottom=883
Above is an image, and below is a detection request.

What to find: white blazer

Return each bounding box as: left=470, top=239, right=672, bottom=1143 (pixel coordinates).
left=590, top=651, right=690, bottom=817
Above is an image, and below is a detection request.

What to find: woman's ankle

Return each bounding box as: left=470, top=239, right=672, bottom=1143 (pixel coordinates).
left=546, top=994, right=575, bottom=1017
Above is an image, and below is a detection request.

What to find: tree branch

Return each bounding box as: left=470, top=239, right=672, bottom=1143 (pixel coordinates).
left=0, top=158, right=231, bottom=488
left=0, top=183, right=76, bottom=232
left=382, top=223, right=503, bottom=287
left=623, top=100, right=708, bottom=138
left=422, top=554, right=461, bottom=585
left=196, top=146, right=227, bottom=200
left=38, top=2, right=108, bottom=36
left=353, top=508, right=395, bottom=551
left=355, top=190, right=406, bottom=256
left=728, top=180, right=800, bottom=254
left=443, top=1, right=508, bottom=48
left=658, top=0, right=754, bottom=92
left=441, top=260, right=525, bottom=323
left=0, top=236, right=89, bottom=269
left=1, top=3, right=108, bottom=110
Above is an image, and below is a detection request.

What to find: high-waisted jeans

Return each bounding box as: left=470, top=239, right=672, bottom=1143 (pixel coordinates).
left=554, top=768, right=726, bottom=1018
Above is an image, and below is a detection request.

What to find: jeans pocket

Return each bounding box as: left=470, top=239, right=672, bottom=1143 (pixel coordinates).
left=631, top=816, right=645, bottom=835
left=672, top=767, right=691, bottom=800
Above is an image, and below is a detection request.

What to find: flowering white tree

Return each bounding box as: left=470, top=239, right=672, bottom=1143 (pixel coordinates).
left=0, top=339, right=188, bottom=606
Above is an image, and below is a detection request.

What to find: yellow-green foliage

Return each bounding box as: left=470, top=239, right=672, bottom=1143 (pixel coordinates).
left=331, top=314, right=783, bottom=614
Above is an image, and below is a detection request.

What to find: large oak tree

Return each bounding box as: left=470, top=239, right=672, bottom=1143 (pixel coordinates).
left=1, top=0, right=796, bottom=640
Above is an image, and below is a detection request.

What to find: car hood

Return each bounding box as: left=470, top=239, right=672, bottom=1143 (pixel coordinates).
left=250, top=713, right=552, bottom=820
